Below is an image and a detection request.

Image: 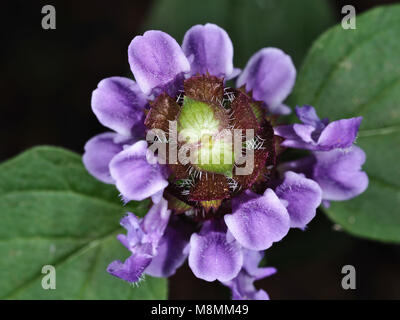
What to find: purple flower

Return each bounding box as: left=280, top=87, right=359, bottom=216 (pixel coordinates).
left=107, top=198, right=190, bottom=281
left=188, top=220, right=243, bottom=282
left=145, top=216, right=193, bottom=278
left=280, top=146, right=368, bottom=202
left=276, top=105, right=368, bottom=203
left=221, top=250, right=276, bottom=300
left=225, top=189, right=291, bottom=251
left=91, top=77, right=148, bottom=137
left=182, top=23, right=240, bottom=79
left=83, top=23, right=368, bottom=300
left=237, top=48, right=296, bottom=115
left=187, top=172, right=320, bottom=286
left=107, top=199, right=170, bottom=282
left=224, top=172, right=321, bottom=251
left=83, top=132, right=132, bottom=184
left=128, top=31, right=190, bottom=97
left=109, top=140, right=169, bottom=202
left=274, top=106, right=362, bottom=151
left=275, top=171, right=322, bottom=229
left=312, top=146, right=368, bottom=201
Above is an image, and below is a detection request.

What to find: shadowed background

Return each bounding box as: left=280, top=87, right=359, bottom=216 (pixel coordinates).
left=1, top=0, right=400, bottom=299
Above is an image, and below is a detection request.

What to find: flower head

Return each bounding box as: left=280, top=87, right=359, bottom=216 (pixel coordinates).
left=83, top=23, right=368, bottom=300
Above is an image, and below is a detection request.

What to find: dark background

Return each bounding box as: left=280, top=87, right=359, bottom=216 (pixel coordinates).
left=1, top=0, right=400, bottom=299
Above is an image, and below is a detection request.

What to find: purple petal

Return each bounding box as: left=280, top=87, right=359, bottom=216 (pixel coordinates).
left=107, top=251, right=152, bottom=283
left=83, top=132, right=131, bottom=184
left=280, top=139, right=315, bottom=150
left=188, top=220, right=243, bottom=282
left=145, top=216, right=192, bottom=278
left=273, top=103, right=292, bottom=115
left=91, top=77, right=148, bottom=137
left=117, top=212, right=144, bottom=249
left=108, top=201, right=172, bottom=282
left=249, top=289, right=270, bottom=300
left=236, top=48, right=296, bottom=114
left=141, top=198, right=171, bottom=246
left=151, top=190, right=164, bottom=204
left=275, top=171, right=322, bottom=229
left=128, top=30, right=190, bottom=96
left=293, top=124, right=315, bottom=144
left=322, top=200, right=331, bottom=208
left=242, top=249, right=277, bottom=280
left=227, top=68, right=242, bottom=80
left=182, top=23, right=234, bottom=78
left=312, top=146, right=369, bottom=201
left=224, top=271, right=270, bottom=300
left=274, top=125, right=299, bottom=140
left=317, top=117, right=362, bottom=150
left=277, top=155, right=316, bottom=178
left=274, top=124, right=316, bottom=150
left=295, top=105, right=323, bottom=128
left=226, top=189, right=290, bottom=251
left=275, top=115, right=362, bottom=151
left=109, top=140, right=169, bottom=202
left=222, top=249, right=276, bottom=300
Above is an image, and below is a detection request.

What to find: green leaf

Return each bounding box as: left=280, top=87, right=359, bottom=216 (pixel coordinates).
left=144, top=0, right=335, bottom=67
left=0, top=146, right=166, bottom=299
left=291, top=5, right=400, bottom=242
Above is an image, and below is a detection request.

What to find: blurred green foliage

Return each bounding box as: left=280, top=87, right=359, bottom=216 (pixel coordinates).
left=144, top=0, right=335, bottom=68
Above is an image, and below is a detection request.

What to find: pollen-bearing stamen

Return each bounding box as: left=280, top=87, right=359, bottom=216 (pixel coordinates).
left=144, top=74, right=276, bottom=218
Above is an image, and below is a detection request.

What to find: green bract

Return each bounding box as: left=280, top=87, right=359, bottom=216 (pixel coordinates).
left=178, top=97, right=235, bottom=177
left=192, top=135, right=235, bottom=177
left=178, top=97, right=220, bottom=143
